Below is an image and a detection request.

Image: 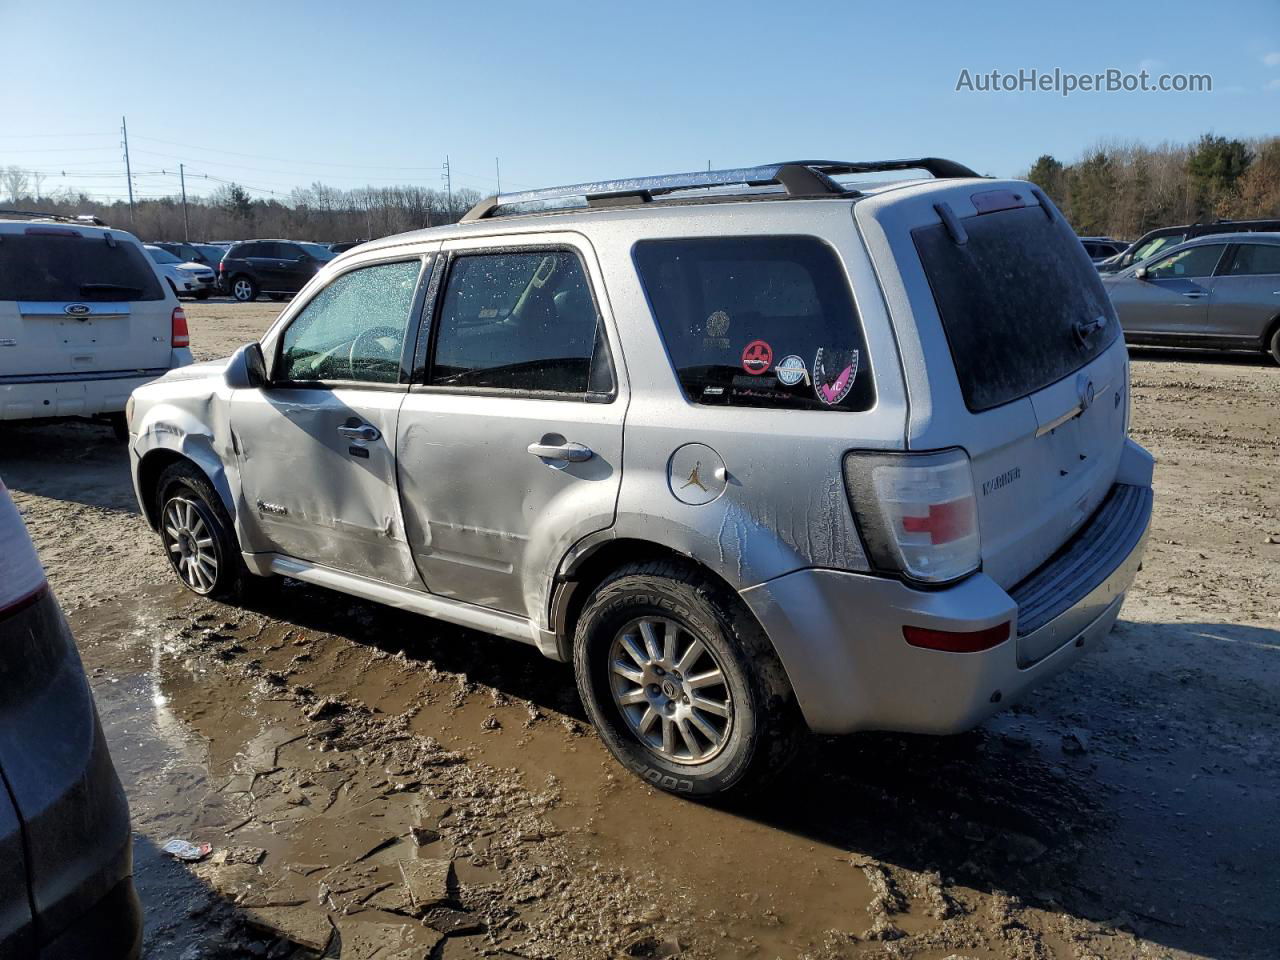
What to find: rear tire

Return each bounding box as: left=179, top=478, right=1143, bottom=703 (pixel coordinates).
left=156, top=462, right=254, bottom=601
left=1268, top=323, right=1280, bottom=366
left=231, top=276, right=258, bottom=302
left=573, top=560, right=800, bottom=799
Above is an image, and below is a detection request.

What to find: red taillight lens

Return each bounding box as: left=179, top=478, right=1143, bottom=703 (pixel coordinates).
left=903, top=622, right=1010, bottom=653
left=171, top=306, right=190, bottom=348
left=218, top=261, right=225, bottom=272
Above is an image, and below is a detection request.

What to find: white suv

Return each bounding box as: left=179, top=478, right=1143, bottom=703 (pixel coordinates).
left=0, top=213, right=193, bottom=436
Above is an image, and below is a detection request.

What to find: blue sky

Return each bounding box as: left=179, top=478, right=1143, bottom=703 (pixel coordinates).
left=1, top=0, right=1276, bottom=202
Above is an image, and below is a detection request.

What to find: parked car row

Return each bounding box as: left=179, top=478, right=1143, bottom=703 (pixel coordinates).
left=143, top=238, right=344, bottom=302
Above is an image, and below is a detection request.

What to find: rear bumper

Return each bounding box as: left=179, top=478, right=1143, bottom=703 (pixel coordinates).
left=0, top=590, right=139, bottom=957
left=0, top=353, right=192, bottom=420
left=742, top=455, right=1153, bottom=735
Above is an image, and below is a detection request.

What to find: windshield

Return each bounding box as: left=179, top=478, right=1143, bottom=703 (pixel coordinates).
left=1131, top=234, right=1184, bottom=264
left=300, top=242, right=337, bottom=261
left=146, top=246, right=182, bottom=264
left=196, top=244, right=224, bottom=263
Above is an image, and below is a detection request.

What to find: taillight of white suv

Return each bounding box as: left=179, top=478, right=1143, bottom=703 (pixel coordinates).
left=171, top=306, right=190, bottom=348
left=843, top=448, right=981, bottom=585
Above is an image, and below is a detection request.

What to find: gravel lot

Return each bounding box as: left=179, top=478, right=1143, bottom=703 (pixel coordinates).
left=2, top=299, right=1277, bottom=960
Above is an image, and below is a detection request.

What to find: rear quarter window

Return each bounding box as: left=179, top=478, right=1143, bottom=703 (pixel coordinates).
left=912, top=205, right=1118, bottom=413
left=0, top=231, right=164, bottom=302
left=634, top=236, right=875, bottom=412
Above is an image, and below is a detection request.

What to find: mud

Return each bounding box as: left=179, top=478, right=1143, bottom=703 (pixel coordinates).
left=1, top=303, right=1277, bottom=959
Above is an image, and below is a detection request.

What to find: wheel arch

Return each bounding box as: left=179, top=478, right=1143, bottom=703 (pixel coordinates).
left=137, top=448, right=235, bottom=530
left=548, top=538, right=780, bottom=678
left=1263, top=312, right=1280, bottom=360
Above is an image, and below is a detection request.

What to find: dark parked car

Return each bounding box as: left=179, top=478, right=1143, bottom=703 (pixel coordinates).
left=1097, top=219, right=1280, bottom=274
left=328, top=239, right=369, bottom=254
left=1079, top=236, right=1126, bottom=261
left=1104, top=232, right=1280, bottom=363
left=218, top=240, right=337, bottom=302
left=151, top=241, right=226, bottom=272
left=0, top=479, right=141, bottom=958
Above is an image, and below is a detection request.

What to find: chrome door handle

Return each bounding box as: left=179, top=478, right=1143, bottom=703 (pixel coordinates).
left=1181, top=292, right=1205, bottom=298
left=527, top=441, right=593, bottom=462
left=338, top=423, right=380, bottom=442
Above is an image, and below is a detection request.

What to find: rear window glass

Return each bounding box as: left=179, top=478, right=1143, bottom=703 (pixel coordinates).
left=634, top=236, right=875, bottom=412
left=0, top=231, right=164, bottom=302
left=912, top=206, right=1118, bottom=413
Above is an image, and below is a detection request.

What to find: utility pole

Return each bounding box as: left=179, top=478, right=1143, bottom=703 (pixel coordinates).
left=121, top=115, right=134, bottom=223
left=495, top=157, right=501, bottom=194
left=180, top=163, right=189, bottom=241
left=442, top=155, right=453, bottom=220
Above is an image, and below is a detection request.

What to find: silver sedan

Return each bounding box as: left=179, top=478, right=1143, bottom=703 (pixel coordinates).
left=1104, top=232, right=1280, bottom=364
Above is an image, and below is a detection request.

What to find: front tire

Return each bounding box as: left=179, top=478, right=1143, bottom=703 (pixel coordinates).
left=231, top=276, right=258, bottom=302
left=573, top=561, right=799, bottom=798
left=156, top=462, right=251, bottom=600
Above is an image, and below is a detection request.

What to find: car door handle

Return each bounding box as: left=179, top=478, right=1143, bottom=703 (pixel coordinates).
left=338, top=423, right=380, bottom=442
left=1181, top=292, right=1205, bottom=298
left=527, top=441, right=593, bottom=462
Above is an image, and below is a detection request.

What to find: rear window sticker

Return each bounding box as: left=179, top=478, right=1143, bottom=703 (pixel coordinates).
left=813, top=347, right=859, bottom=406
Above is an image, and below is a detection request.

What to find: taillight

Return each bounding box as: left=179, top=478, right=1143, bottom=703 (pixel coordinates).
left=218, top=261, right=225, bottom=272
left=0, top=481, right=47, bottom=618
left=171, top=306, right=190, bottom=348
left=843, top=448, right=981, bottom=584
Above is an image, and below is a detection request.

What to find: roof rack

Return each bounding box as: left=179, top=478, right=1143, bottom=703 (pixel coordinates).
left=0, top=209, right=107, bottom=226
left=461, top=157, right=980, bottom=222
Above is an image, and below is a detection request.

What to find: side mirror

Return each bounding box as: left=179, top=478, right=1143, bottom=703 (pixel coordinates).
left=1134, top=266, right=1149, bottom=281
left=225, top=342, right=267, bottom=389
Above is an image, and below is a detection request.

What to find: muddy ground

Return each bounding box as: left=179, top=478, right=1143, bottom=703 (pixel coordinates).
left=2, top=299, right=1277, bottom=960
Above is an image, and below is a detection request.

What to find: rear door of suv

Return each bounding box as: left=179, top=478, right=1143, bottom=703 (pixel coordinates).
left=857, top=184, right=1129, bottom=589
left=0, top=223, right=173, bottom=384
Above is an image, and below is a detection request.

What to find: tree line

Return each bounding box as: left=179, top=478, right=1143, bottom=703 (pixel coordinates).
left=3, top=132, right=1278, bottom=244
left=0, top=175, right=486, bottom=243
left=1025, top=134, right=1280, bottom=240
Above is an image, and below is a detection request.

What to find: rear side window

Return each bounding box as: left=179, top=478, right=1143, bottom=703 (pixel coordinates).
left=913, top=206, right=1118, bottom=413
left=429, top=251, right=612, bottom=396
left=0, top=231, right=164, bottom=302
left=634, top=236, right=875, bottom=412
left=1225, top=243, right=1280, bottom=276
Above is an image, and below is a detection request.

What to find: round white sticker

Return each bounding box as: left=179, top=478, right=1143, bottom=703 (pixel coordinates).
left=775, top=354, right=808, bottom=387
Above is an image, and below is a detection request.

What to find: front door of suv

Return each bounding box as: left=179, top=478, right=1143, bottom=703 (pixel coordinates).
left=230, top=255, right=432, bottom=586
left=1110, top=243, right=1225, bottom=340
left=396, top=235, right=626, bottom=620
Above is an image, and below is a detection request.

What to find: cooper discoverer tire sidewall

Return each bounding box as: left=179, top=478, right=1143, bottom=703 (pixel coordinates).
left=573, top=562, right=798, bottom=798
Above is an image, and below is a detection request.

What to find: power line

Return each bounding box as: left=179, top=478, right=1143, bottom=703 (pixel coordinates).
left=132, top=134, right=447, bottom=171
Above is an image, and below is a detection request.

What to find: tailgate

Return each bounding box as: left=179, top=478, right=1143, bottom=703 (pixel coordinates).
left=0, top=226, right=172, bottom=376
left=857, top=182, right=1128, bottom=588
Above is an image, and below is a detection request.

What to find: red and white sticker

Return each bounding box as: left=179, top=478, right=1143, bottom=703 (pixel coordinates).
left=741, top=340, right=773, bottom=376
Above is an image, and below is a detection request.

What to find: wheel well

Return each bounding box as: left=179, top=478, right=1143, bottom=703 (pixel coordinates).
left=1264, top=313, right=1280, bottom=349
left=136, top=450, right=195, bottom=529
left=551, top=539, right=751, bottom=661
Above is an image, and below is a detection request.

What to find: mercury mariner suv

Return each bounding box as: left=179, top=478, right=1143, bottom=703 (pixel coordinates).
left=126, top=160, right=1154, bottom=797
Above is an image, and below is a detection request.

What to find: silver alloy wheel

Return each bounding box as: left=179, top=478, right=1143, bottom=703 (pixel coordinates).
left=233, top=279, right=253, bottom=300
left=162, top=496, right=218, bottom=593
left=608, top=617, right=733, bottom=764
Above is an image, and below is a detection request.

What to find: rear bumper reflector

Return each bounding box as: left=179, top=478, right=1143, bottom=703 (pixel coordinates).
left=903, top=621, right=1011, bottom=653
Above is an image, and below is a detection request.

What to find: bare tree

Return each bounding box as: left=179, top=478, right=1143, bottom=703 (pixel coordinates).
left=2, top=166, right=31, bottom=203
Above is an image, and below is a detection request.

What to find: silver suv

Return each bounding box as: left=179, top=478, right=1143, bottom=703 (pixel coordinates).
left=127, top=160, right=1154, bottom=797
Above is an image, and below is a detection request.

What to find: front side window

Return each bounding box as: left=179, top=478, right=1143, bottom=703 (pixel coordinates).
left=1145, top=244, right=1225, bottom=280
left=429, top=250, right=610, bottom=396
left=1225, top=243, right=1280, bottom=277
left=279, top=260, right=422, bottom=384
left=634, top=236, right=875, bottom=412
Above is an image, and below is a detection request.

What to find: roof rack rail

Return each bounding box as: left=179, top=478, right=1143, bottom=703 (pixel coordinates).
left=461, top=157, right=980, bottom=222
left=0, top=209, right=108, bottom=226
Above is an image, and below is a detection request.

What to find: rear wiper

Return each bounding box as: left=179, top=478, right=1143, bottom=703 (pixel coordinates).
left=79, top=282, right=143, bottom=295
left=1074, top=315, right=1108, bottom=346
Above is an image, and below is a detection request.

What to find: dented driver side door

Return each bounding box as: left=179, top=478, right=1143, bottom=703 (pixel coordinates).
left=230, top=255, right=433, bottom=587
